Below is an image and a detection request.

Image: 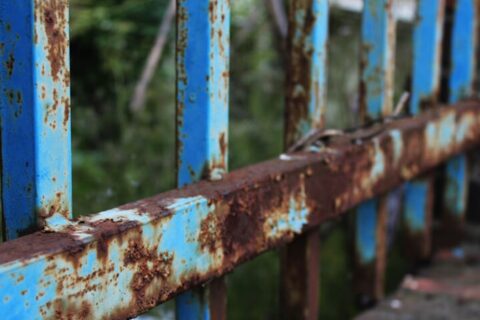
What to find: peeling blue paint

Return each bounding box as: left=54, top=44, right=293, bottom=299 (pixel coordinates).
left=176, top=0, right=231, bottom=318
left=356, top=0, right=394, bottom=277
left=410, top=0, right=444, bottom=114
left=176, top=0, right=230, bottom=186
left=0, top=0, right=72, bottom=239
left=361, top=0, right=395, bottom=118
left=449, top=0, right=476, bottom=102
left=445, top=155, right=467, bottom=216
left=265, top=187, right=309, bottom=237
left=404, top=180, right=428, bottom=231
left=444, top=0, right=476, bottom=220
left=308, top=0, right=329, bottom=125
left=403, top=0, right=444, bottom=238
left=356, top=198, right=378, bottom=264
left=287, top=0, right=329, bottom=142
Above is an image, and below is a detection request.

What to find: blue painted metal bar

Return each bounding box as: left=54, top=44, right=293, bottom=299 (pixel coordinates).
left=176, top=0, right=230, bottom=318
left=355, top=0, right=395, bottom=300
left=0, top=101, right=477, bottom=319
left=0, top=0, right=72, bottom=240
left=410, top=0, right=445, bottom=114
left=443, top=0, right=477, bottom=230
left=403, top=0, right=445, bottom=256
left=282, top=0, right=328, bottom=318
left=359, top=0, right=395, bottom=121
left=284, top=0, right=328, bottom=147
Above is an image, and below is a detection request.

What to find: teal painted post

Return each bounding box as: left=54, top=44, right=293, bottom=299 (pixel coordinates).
left=354, top=0, right=395, bottom=303
left=282, top=0, right=328, bottom=318
left=403, top=0, right=445, bottom=258
left=175, top=0, right=230, bottom=318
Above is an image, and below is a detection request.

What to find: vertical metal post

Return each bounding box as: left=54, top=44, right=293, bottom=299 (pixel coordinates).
left=0, top=0, right=72, bottom=240
left=403, top=0, right=445, bottom=258
left=441, top=0, right=477, bottom=245
left=282, top=0, right=328, bottom=319
left=354, top=0, right=395, bottom=303
left=176, top=0, right=230, bottom=319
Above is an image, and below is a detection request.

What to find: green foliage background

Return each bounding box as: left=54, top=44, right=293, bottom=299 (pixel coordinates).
left=69, top=1, right=412, bottom=318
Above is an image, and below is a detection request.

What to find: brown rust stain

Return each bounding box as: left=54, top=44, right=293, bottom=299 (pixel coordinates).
left=35, top=0, right=68, bottom=82
left=37, top=191, right=70, bottom=226
left=419, top=95, right=438, bottom=113
left=0, top=101, right=479, bottom=318
left=52, top=299, right=93, bottom=320
left=124, top=236, right=175, bottom=311
left=4, top=53, right=14, bottom=77
left=176, top=0, right=188, bottom=86
left=199, top=211, right=220, bottom=253
left=219, top=132, right=227, bottom=160
left=280, top=230, right=320, bottom=320
left=285, top=0, right=322, bottom=148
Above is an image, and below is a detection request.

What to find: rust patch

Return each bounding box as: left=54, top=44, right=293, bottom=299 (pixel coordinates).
left=35, top=0, right=68, bottom=82
left=219, top=132, right=227, bottom=161
left=52, top=299, right=93, bottom=320
left=0, top=101, right=479, bottom=318
left=4, top=53, right=14, bottom=77
left=63, top=97, right=70, bottom=127
left=419, top=95, right=438, bottom=113
left=124, top=237, right=174, bottom=310
left=37, top=191, right=70, bottom=226
left=199, top=211, right=220, bottom=253
left=285, top=0, right=322, bottom=147
left=280, top=230, right=320, bottom=320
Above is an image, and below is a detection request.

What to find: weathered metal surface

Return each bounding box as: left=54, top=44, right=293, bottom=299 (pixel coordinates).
left=285, top=0, right=328, bottom=148
left=0, top=101, right=479, bottom=319
left=176, top=0, right=230, bottom=318
left=449, top=0, right=477, bottom=103
left=403, top=174, right=434, bottom=258
left=0, top=0, right=72, bottom=239
left=359, top=0, right=395, bottom=122
left=282, top=1, right=328, bottom=318
left=410, top=0, right=446, bottom=113
left=355, top=0, right=395, bottom=303
left=403, top=0, right=445, bottom=259
left=441, top=0, right=478, bottom=246
left=176, top=0, right=230, bottom=185
left=280, top=230, right=320, bottom=320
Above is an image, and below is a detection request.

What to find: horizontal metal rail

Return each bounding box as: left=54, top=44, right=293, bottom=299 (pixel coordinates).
left=1, top=101, right=480, bottom=319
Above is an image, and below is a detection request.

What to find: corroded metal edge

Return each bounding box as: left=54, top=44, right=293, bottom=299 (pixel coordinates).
left=1, top=101, right=480, bottom=319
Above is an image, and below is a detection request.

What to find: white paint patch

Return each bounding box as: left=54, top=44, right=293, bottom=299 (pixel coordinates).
left=370, top=139, right=386, bottom=182
left=44, top=212, right=74, bottom=231
left=331, top=0, right=415, bottom=21
left=44, top=213, right=94, bottom=241
left=165, top=195, right=209, bottom=211
left=279, top=154, right=294, bottom=161
left=264, top=185, right=309, bottom=238
left=88, top=208, right=151, bottom=224
left=455, top=115, right=475, bottom=145
left=279, top=153, right=307, bottom=161
left=389, top=130, right=403, bottom=164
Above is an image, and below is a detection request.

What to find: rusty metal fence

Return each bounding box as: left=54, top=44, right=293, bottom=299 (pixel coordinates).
left=0, top=0, right=479, bottom=319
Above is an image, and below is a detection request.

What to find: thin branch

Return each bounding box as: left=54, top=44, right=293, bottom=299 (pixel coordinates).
left=265, top=0, right=288, bottom=39
left=130, top=0, right=176, bottom=112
